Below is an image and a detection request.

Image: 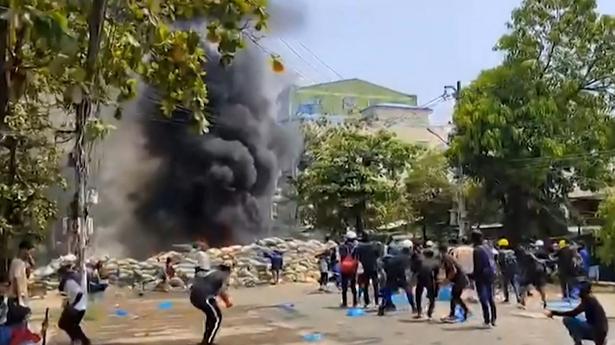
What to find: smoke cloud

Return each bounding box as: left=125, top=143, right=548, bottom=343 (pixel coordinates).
left=90, top=45, right=300, bottom=257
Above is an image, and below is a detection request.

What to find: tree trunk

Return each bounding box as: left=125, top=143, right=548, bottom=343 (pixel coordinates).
left=502, top=191, right=531, bottom=245
left=355, top=213, right=364, bottom=236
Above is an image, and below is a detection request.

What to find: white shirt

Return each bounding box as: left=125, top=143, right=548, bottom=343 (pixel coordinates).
left=452, top=246, right=474, bottom=275
left=195, top=251, right=210, bottom=271
left=63, top=279, right=87, bottom=311
left=9, top=258, right=28, bottom=304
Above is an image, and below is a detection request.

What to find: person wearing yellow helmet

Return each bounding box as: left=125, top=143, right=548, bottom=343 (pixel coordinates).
left=497, top=238, right=510, bottom=249
left=496, top=238, right=519, bottom=303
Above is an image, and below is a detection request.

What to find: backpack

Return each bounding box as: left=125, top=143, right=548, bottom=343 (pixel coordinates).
left=340, top=245, right=358, bottom=275
left=499, top=250, right=517, bottom=273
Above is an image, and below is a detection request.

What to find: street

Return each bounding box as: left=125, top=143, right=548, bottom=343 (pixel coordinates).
left=39, top=284, right=615, bottom=345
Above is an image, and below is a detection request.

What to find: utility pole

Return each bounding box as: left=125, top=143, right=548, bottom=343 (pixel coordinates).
left=444, top=81, right=466, bottom=239
left=69, top=0, right=107, bottom=291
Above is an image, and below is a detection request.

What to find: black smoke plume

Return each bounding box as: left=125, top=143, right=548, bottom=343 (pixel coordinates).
left=120, top=47, right=298, bottom=254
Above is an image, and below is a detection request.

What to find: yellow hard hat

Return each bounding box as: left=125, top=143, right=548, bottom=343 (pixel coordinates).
left=497, top=238, right=509, bottom=247
left=559, top=239, right=567, bottom=248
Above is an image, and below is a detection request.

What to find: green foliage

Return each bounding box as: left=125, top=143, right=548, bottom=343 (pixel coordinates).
left=404, top=151, right=454, bottom=229
left=597, top=192, right=615, bottom=265
left=464, top=180, right=502, bottom=227
left=295, top=123, right=422, bottom=234
left=448, top=0, right=615, bottom=239
left=0, top=0, right=268, bottom=251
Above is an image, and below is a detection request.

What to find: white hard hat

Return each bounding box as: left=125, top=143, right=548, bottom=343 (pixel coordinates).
left=345, top=231, right=357, bottom=240
left=425, top=240, right=434, bottom=248
left=400, top=239, right=414, bottom=249
left=535, top=240, right=544, bottom=247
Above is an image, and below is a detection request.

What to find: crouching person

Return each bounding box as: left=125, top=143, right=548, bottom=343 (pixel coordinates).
left=58, top=264, right=90, bottom=345
left=190, top=264, right=233, bottom=345
left=545, top=281, right=608, bottom=345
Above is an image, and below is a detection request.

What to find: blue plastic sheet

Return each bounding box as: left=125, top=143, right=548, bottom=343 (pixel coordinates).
left=438, top=285, right=452, bottom=301
left=391, top=293, right=408, bottom=305
left=158, top=301, right=173, bottom=310
left=346, top=308, right=365, bottom=317
left=114, top=309, right=129, bottom=317
left=454, top=305, right=467, bottom=322
left=303, top=332, right=323, bottom=342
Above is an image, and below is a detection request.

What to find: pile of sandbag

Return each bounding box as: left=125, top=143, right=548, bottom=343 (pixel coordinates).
left=31, top=238, right=335, bottom=289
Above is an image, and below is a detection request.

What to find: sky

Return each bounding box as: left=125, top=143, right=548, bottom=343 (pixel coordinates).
left=265, top=0, right=615, bottom=125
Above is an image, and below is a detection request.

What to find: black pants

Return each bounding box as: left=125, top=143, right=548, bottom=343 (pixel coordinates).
left=319, top=271, right=328, bottom=287
left=192, top=296, right=222, bottom=345
left=449, top=282, right=469, bottom=318
left=560, top=274, right=573, bottom=298
left=341, top=274, right=357, bottom=307
left=415, top=280, right=438, bottom=317
left=476, top=280, right=497, bottom=324
left=358, top=271, right=379, bottom=306
left=501, top=272, right=519, bottom=303
left=58, top=307, right=90, bottom=345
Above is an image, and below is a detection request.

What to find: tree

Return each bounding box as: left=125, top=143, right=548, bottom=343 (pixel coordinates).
left=597, top=192, right=615, bottom=265
left=0, top=0, right=270, bottom=269
left=295, top=124, right=421, bottom=235
left=404, top=151, right=454, bottom=239
left=464, top=180, right=502, bottom=227
left=448, top=0, right=615, bottom=241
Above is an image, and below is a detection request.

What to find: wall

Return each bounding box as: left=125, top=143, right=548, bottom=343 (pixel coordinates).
left=291, top=79, right=417, bottom=118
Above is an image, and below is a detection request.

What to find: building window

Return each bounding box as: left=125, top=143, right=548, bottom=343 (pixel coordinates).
left=342, top=97, right=357, bottom=110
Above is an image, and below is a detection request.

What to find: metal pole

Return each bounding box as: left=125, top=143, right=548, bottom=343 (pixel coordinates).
left=454, top=81, right=466, bottom=239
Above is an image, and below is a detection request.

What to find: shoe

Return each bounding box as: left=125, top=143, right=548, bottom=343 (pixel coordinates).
left=503, top=299, right=509, bottom=303
left=482, top=322, right=492, bottom=329
left=340, top=303, right=348, bottom=308
left=413, top=314, right=423, bottom=319
left=377, top=307, right=385, bottom=316
left=491, top=320, right=496, bottom=327
left=441, top=316, right=456, bottom=323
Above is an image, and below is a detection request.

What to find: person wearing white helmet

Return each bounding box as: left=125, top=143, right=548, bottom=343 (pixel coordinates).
left=338, top=230, right=359, bottom=307
left=535, top=240, right=545, bottom=248
left=400, top=239, right=414, bottom=249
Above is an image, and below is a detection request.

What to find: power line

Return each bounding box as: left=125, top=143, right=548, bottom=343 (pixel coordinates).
left=244, top=33, right=316, bottom=84
left=277, top=38, right=334, bottom=83
left=295, top=40, right=344, bottom=80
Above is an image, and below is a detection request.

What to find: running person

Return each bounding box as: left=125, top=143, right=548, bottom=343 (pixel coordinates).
left=517, top=246, right=548, bottom=309
left=439, top=244, right=470, bottom=323
left=414, top=248, right=439, bottom=320
left=496, top=238, right=520, bottom=303
left=190, top=264, right=233, bottom=345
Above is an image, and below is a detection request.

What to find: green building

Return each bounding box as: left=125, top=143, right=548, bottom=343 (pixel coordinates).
left=290, top=79, right=418, bottom=119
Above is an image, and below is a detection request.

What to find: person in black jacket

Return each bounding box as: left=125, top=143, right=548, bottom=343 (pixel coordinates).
left=439, top=244, right=469, bottom=323
left=414, top=249, right=439, bottom=319
left=377, top=246, right=415, bottom=316
left=546, top=280, right=608, bottom=345
left=355, top=234, right=380, bottom=307
left=190, top=264, right=233, bottom=345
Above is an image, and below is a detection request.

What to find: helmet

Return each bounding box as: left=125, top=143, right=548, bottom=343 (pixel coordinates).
left=535, top=240, right=544, bottom=247
left=497, top=238, right=509, bottom=248
left=425, top=240, right=434, bottom=248
left=345, top=231, right=357, bottom=240
left=559, top=239, right=567, bottom=248
left=400, top=239, right=414, bottom=249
